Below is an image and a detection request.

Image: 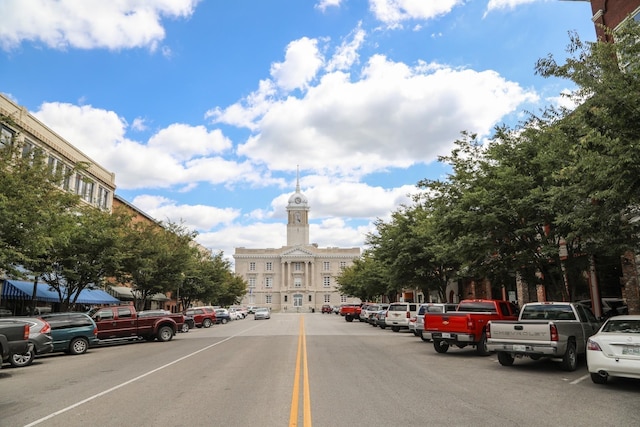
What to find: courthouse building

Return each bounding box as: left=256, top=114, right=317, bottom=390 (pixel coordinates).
left=234, top=179, right=361, bottom=312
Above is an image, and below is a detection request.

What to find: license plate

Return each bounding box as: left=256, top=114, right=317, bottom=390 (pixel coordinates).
left=513, top=345, right=526, bottom=352
left=441, top=333, right=451, bottom=339
left=622, top=346, right=640, bottom=355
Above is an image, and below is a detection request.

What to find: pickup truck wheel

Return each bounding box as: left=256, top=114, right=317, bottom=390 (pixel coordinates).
left=497, top=352, right=515, bottom=366
left=345, top=315, right=353, bottom=322
left=69, top=337, right=89, bottom=355
left=156, top=326, right=174, bottom=342
left=433, top=340, right=449, bottom=353
left=476, top=332, right=489, bottom=356
left=202, top=318, right=213, bottom=328
left=560, top=341, right=577, bottom=371
left=10, top=350, right=34, bottom=367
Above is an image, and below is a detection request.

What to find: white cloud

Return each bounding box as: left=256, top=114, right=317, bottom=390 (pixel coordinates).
left=131, top=194, right=240, bottom=231
left=32, top=102, right=258, bottom=190
left=219, top=52, right=537, bottom=177
left=270, top=37, right=324, bottom=92
left=486, top=0, right=541, bottom=14
left=0, top=0, right=200, bottom=51
left=369, top=0, right=464, bottom=27
left=316, top=0, right=343, bottom=12
left=326, top=23, right=366, bottom=72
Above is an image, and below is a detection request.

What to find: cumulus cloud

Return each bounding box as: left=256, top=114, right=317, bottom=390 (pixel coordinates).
left=486, top=0, right=541, bottom=14
left=0, top=0, right=200, bottom=51
left=316, top=0, right=343, bottom=13
left=214, top=43, right=538, bottom=177
left=369, top=0, right=464, bottom=27
left=33, top=102, right=257, bottom=190
left=270, top=37, right=324, bottom=92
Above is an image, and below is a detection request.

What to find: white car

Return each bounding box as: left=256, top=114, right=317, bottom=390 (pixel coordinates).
left=587, top=315, right=640, bottom=384
left=228, top=308, right=243, bottom=320
left=254, top=307, right=270, bottom=320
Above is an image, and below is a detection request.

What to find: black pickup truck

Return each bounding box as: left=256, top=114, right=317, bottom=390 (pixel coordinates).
left=0, top=320, right=31, bottom=368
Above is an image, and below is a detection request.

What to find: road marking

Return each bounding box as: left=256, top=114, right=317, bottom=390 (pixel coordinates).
left=23, top=323, right=264, bottom=427
left=289, top=316, right=312, bottom=427
left=570, top=374, right=589, bottom=384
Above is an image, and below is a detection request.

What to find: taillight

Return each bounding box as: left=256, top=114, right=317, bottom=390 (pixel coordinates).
left=486, top=322, right=492, bottom=339
left=550, top=324, right=559, bottom=341
left=386, top=311, right=389, bottom=318
left=22, top=324, right=30, bottom=340
left=406, top=311, right=410, bottom=318
left=40, top=321, right=51, bottom=334
left=467, top=318, right=474, bottom=330
left=93, top=327, right=98, bottom=336
left=587, top=339, right=601, bottom=351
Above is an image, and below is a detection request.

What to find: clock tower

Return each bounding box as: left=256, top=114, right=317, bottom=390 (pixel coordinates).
left=286, top=169, right=309, bottom=246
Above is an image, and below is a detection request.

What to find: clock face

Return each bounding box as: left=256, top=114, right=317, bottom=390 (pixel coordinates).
left=295, top=197, right=301, bottom=204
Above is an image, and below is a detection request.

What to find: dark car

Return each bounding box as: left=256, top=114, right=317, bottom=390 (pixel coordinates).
left=214, top=308, right=231, bottom=324
left=0, top=317, right=54, bottom=367
left=374, top=310, right=387, bottom=329
left=321, top=304, right=332, bottom=314
left=39, top=312, right=98, bottom=354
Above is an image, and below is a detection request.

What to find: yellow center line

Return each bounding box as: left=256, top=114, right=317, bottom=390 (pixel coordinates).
left=289, top=316, right=312, bottom=427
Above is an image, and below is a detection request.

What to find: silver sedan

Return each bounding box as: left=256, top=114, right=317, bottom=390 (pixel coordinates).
left=254, top=307, right=271, bottom=320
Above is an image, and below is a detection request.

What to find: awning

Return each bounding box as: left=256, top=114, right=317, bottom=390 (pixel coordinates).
left=1, top=280, right=120, bottom=305
left=108, top=286, right=169, bottom=302
left=72, top=288, right=120, bottom=305
left=109, top=286, right=135, bottom=300
left=1, top=280, right=60, bottom=303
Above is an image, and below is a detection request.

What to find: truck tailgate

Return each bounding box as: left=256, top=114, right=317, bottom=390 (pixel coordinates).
left=488, top=321, right=552, bottom=342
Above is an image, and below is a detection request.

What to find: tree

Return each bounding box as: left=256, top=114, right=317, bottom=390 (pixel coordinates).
left=336, top=251, right=390, bottom=302
left=38, top=205, right=127, bottom=311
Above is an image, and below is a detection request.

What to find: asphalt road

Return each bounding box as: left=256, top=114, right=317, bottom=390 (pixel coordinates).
left=1, top=312, right=638, bottom=427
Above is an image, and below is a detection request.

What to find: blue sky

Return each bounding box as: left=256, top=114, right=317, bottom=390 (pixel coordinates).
left=0, top=0, right=595, bottom=262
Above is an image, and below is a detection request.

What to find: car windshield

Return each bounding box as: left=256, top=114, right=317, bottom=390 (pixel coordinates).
left=602, top=319, right=640, bottom=333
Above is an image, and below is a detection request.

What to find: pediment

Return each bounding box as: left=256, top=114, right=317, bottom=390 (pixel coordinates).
left=282, top=246, right=315, bottom=257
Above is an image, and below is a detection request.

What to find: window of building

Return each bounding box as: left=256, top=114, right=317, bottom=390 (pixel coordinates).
left=340, top=295, right=347, bottom=303
left=324, top=294, right=331, bottom=303
left=75, top=174, right=95, bottom=202
left=248, top=277, right=256, bottom=288
left=265, top=277, right=272, bottom=288
left=266, top=295, right=272, bottom=304
left=294, top=278, right=302, bottom=288
left=293, top=294, right=302, bottom=307
left=266, top=262, right=272, bottom=271
left=308, top=295, right=312, bottom=302
left=284, top=295, right=288, bottom=302
left=97, top=186, right=110, bottom=210
left=294, top=262, right=302, bottom=271
left=21, top=140, right=34, bottom=158
left=0, top=126, right=13, bottom=146
left=249, top=262, right=256, bottom=271
left=323, top=261, right=330, bottom=271
left=323, top=276, right=331, bottom=287
left=340, top=261, right=347, bottom=269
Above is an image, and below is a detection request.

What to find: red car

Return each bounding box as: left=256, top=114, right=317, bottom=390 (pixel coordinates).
left=184, top=306, right=216, bottom=328
left=321, top=304, right=332, bottom=314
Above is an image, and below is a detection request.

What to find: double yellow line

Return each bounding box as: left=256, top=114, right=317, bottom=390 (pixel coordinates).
left=289, top=316, right=312, bottom=427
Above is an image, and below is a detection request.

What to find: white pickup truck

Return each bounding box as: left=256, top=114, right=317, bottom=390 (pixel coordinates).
left=486, top=302, right=601, bottom=371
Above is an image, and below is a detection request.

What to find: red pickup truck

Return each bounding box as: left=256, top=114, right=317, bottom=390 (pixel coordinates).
left=88, top=305, right=184, bottom=343
left=339, top=303, right=362, bottom=322
left=424, top=299, right=518, bottom=355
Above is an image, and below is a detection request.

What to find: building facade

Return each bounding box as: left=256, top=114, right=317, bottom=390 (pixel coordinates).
left=586, top=0, right=640, bottom=42
left=0, top=93, right=116, bottom=211
left=234, top=179, right=361, bottom=312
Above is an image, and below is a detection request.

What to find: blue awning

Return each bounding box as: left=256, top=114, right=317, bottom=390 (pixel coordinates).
left=1, top=280, right=120, bottom=305
left=1, top=280, right=60, bottom=302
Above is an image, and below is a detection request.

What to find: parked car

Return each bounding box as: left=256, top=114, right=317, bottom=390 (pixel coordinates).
left=254, top=307, right=270, bottom=320
left=418, top=303, right=459, bottom=341
left=214, top=308, right=231, bottom=324
left=321, top=304, right=333, bottom=314
left=0, top=317, right=53, bottom=367
left=0, top=320, right=30, bottom=369
left=587, top=315, right=640, bottom=384
left=184, top=307, right=216, bottom=328
left=229, top=307, right=243, bottom=320
left=577, top=298, right=628, bottom=319
left=375, top=310, right=388, bottom=329
left=39, top=312, right=98, bottom=354
left=385, top=302, right=419, bottom=332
